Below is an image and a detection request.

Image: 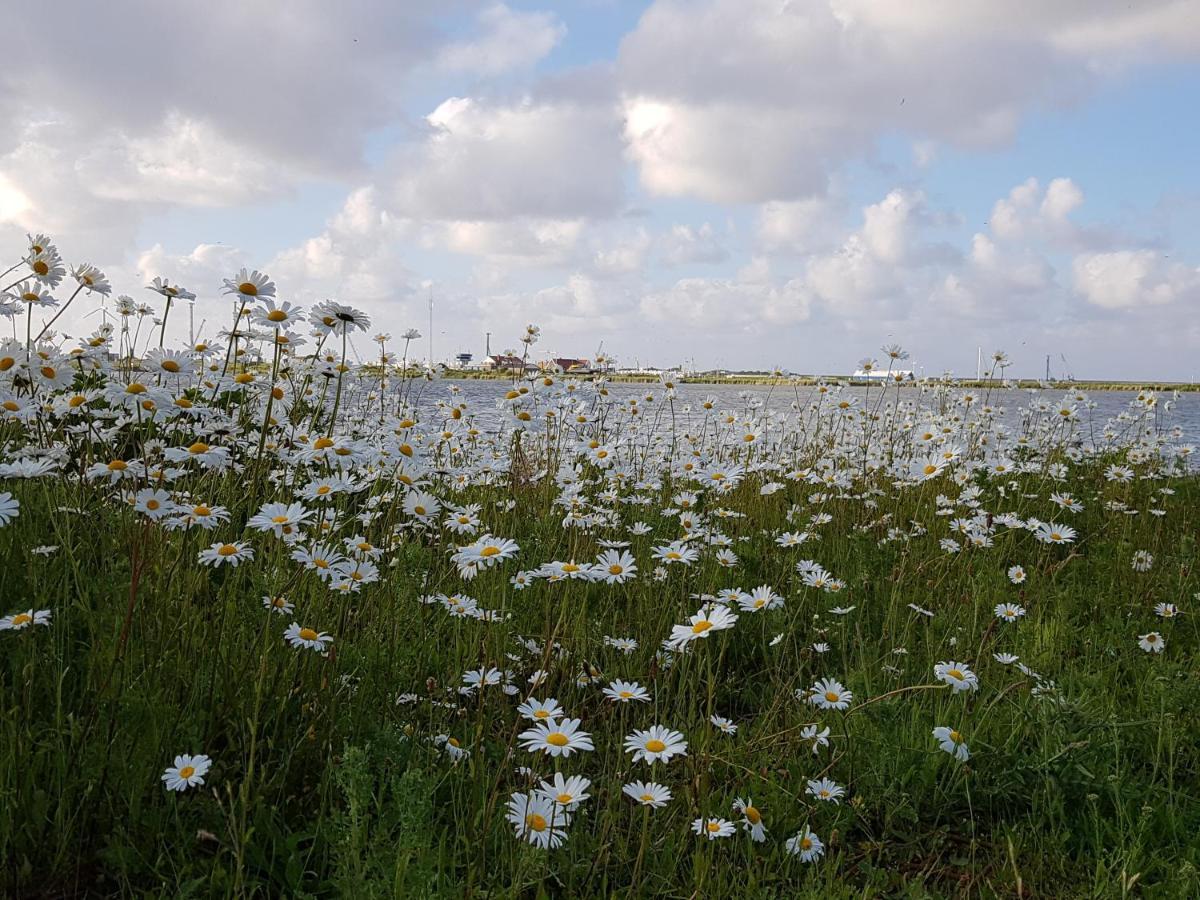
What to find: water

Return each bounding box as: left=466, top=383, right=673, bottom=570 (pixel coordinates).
left=420, top=378, right=1200, bottom=450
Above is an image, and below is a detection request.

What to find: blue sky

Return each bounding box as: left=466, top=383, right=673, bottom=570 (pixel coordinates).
left=2, top=0, right=1199, bottom=379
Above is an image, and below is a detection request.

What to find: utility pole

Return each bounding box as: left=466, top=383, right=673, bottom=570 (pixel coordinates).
left=428, top=286, right=434, bottom=366
left=485, top=331, right=491, bottom=359
left=976, top=347, right=982, bottom=381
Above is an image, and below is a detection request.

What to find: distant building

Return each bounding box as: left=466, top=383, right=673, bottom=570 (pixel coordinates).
left=454, top=352, right=473, bottom=368
left=852, top=368, right=914, bottom=382
left=548, top=357, right=590, bottom=373
left=481, top=354, right=538, bottom=373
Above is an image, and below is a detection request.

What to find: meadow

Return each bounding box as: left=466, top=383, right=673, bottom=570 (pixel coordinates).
left=1, top=240, right=1198, bottom=898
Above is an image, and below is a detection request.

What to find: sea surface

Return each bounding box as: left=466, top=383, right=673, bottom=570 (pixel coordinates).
left=412, top=379, right=1200, bottom=452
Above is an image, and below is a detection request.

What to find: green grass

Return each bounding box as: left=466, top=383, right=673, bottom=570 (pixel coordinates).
left=2, top=445, right=1198, bottom=898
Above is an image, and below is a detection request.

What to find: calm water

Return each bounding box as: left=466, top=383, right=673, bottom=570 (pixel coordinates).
left=417, top=379, right=1200, bottom=450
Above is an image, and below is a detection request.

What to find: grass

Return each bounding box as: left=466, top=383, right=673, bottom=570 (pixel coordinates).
left=0, top=290, right=1197, bottom=896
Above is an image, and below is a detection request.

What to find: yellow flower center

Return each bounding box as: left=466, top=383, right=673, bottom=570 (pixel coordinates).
left=12, top=613, right=32, bottom=626
left=640, top=793, right=654, bottom=803
left=146, top=499, right=160, bottom=510
left=272, top=515, right=289, bottom=524
left=193, top=505, right=211, bottom=517
left=480, top=546, right=500, bottom=557
left=107, top=460, right=127, bottom=471
left=706, top=822, right=721, bottom=833
left=608, top=564, right=623, bottom=575
left=267, top=309, right=287, bottom=322
left=298, top=628, right=319, bottom=641
left=2, top=400, right=19, bottom=411
left=126, top=383, right=147, bottom=394
left=238, top=282, right=258, bottom=296
left=824, top=691, right=840, bottom=703
left=217, top=544, right=238, bottom=556
left=413, top=505, right=426, bottom=516
left=744, top=806, right=761, bottom=824
left=525, top=814, right=547, bottom=832
left=556, top=793, right=573, bottom=804
left=645, top=739, right=667, bottom=753
left=546, top=732, right=569, bottom=747
left=947, top=670, right=963, bottom=681
left=178, top=766, right=195, bottom=779
left=161, top=360, right=181, bottom=373
left=800, top=837, right=812, bottom=850
left=949, top=730, right=963, bottom=743
left=188, top=442, right=210, bottom=455
left=32, top=259, right=49, bottom=275
left=691, top=620, right=712, bottom=634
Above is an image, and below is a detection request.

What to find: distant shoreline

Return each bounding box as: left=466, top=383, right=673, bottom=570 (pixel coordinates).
left=436, top=370, right=1198, bottom=391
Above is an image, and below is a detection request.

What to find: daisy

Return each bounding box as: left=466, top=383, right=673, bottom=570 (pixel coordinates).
left=536, top=773, right=592, bottom=811
left=786, top=828, right=825, bottom=861
left=161, top=754, right=211, bottom=792
left=710, top=715, right=737, bottom=735
left=1154, top=603, right=1178, bottom=619
left=0, top=492, right=22, bottom=526
left=806, top=777, right=845, bottom=804
left=247, top=502, right=312, bottom=539
left=738, top=585, right=783, bottom=612
left=197, top=541, right=254, bottom=567
left=433, top=734, right=470, bottom=762
left=622, top=781, right=671, bottom=808
left=518, top=719, right=594, bottom=757
left=133, top=488, right=175, bottom=520
left=403, top=490, right=441, bottom=522
left=506, top=792, right=570, bottom=849
left=692, top=817, right=736, bottom=840
left=1034, top=522, right=1076, bottom=545
left=457, top=535, right=520, bottom=568
left=666, top=605, right=737, bottom=649
left=650, top=540, right=699, bottom=565
left=732, top=797, right=768, bottom=841
left=284, top=623, right=333, bottom=652
left=624, top=725, right=688, bottom=764
left=223, top=268, right=275, bottom=301
left=0, top=609, right=51, bottom=630
left=594, top=549, right=637, bottom=583
left=1138, top=632, right=1165, bottom=653
left=262, top=595, right=294, bottom=615
left=804, top=678, right=853, bottom=710
left=801, top=724, right=830, bottom=758
left=994, top=603, right=1026, bottom=622
left=934, top=661, right=979, bottom=693
left=603, top=680, right=650, bottom=703
left=462, top=667, right=504, bottom=691
left=933, top=726, right=970, bottom=761
left=517, top=697, right=564, bottom=723
left=1007, top=565, right=1027, bottom=584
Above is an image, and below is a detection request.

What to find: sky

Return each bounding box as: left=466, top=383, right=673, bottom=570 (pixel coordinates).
left=2, top=0, right=1199, bottom=379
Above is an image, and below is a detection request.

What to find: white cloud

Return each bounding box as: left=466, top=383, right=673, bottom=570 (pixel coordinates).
left=1073, top=250, right=1200, bottom=309
left=389, top=96, right=625, bottom=220
left=618, top=0, right=1199, bottom=204
left=437, top=4, right=566, bottom=76
left=659, top=223, right=728, bottom=266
